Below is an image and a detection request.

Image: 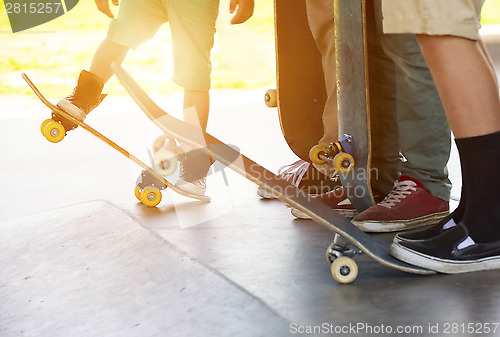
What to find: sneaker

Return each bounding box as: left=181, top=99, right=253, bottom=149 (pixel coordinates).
left=352, top=176, right=449, bottom=232
left=57, top=70, right=106, bottom=123
left=291, top=187, right=386, bottom=220
left=391, top=223, right=500, bottom=274
left=394, top=213, right=458, bottom=242
left=257, top=160, right=340, bottom=199
left=176, top=176, right=207, bottom=196
left=175, top=149, right=212, bottom=196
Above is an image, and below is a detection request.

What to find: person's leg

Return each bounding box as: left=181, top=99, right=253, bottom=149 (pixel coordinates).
left=416, top=34, right=500, bottom=242
left=288, top=0, right=399, bottom=220
left=365, top=0, right=401, bottom=196
left=416, top=35, right=500, bottom=138
left=351, top=0, right=450, bottom=232
left=384, top=0, right=500, bottom=272
left=168, top=0, right=218, bottom=132
left=168, top=0, right=219, bottom=195
left=305, top=0, right=337, bottom=148
left=183, top=89, right=210, bottom=130
left=57, top=0, right=166, bottom=121
left=89, top=38, right=130, bottom=84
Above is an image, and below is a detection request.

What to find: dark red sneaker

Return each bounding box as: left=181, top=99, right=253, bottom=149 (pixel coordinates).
left=291, top=186, right=386, bottom=219
left=352, top=176, right=449, bottom=232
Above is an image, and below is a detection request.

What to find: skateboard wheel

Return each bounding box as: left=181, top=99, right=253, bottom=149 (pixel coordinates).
left=264, top=89, right=277, bottom=108
left=141, top=186, right=162, bottom=207
left=153, top=149, right=178, bottom=177
left=334, top=152, right=355, bottom=174
left=134, top=185, right=142, bottom=201
left=152, top=134, right=169, bottom=153
left=41, top=119, right=53, bottom=136
left=44, top=121, right=66, bottom=143
left=309, top=145, right=328, bottom=165
left=331, top=256, right=358, bottom=284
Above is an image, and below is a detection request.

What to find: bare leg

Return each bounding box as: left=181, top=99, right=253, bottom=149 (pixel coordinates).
left=183, top=89, right=210, bottom=131
left=89, top=38, right=130, bottom=83
left=416, top=35, right=500, bottom=138
left=477, top=39, right=499, bottom=92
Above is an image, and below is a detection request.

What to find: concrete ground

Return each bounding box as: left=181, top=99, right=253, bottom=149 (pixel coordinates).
left=1, top=38, right=500, bottom=337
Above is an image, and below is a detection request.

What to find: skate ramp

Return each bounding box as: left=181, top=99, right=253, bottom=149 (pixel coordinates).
left=0, top=201, right=291, bottom=337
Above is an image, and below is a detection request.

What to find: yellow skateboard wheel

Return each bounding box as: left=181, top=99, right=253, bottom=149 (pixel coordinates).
left=44, top=121, right=66, bottom=143
left=134, top=185, right=142, bottom=201
left=264, top=89, right=277, bottom=108
left=41, top=119, right=53, bottom=136
left=334, top=152, right=355, bottom=174
left=141, top=186, right=162, bottom=207
left=331, top=256, right=358, bottom=284
left=153, top=150, right=178, bottom=177
left=309, top=145, right=328, bottom=165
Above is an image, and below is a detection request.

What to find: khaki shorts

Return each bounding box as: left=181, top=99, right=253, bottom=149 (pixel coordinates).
left=382, top=0, right=485, bottom=40
left=108, top=0, right=219, bottom=91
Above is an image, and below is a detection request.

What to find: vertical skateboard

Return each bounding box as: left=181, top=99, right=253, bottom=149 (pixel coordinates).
left=310, top=0, right=374, bottom=212
left=265, top=0, right=327, bottom=162
left=113, top=63, right=435, bottom=284
left=22, top=73, right=211, bottom=207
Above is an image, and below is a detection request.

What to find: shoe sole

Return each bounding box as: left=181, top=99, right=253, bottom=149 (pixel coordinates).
left=257, top=187, right=278, bottom=199
left=390, top=241, right=500, bottom=274
left=290, top=207, right=358, bottom=220
left=353, top=211, right=449, bottom=233
left=57, top=100, right=86, bottom=121
left=175, top=180, right=206, bottom=197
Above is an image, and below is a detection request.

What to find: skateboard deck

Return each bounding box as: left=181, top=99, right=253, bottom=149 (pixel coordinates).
left=267, top=0, right=327, bottom=161
left=113, top=64, right=435, bottom=284
left=334, top=0, right=373, bottom=212
left=22, top=73, right=210, bottom=206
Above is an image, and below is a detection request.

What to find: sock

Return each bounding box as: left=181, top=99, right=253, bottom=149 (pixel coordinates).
left=450, top=138, right=467, bottom=224
left=433, top=139, right=467, bottom=231
left=455, top=131, right=500, bottom=243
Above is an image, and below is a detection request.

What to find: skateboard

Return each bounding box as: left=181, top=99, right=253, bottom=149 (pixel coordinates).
left=22, top=73, right=211, bottom=207
left=113, top=64, right=435, bottom=284
left=265, top=0, right=327, bottom=161
left=310, top=0, right=374, bottom=213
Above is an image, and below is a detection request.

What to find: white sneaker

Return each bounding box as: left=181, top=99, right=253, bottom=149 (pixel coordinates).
left=175, top=177, right=207, bottom=196
left=257, top=160, right=338, bottom=199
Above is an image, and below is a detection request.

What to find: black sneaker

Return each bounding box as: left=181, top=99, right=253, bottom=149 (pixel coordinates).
left=57, top=70, right=106, bottom=123
left=394, top=213, right=458, bottom=242
left=391, top=223, right=500, bottom=273
left=175, top=149, right=213, bottom=196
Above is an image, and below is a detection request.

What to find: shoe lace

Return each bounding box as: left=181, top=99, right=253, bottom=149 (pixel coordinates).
left=277, top=160, right=310, bottom=187
left=379, top=180, right=418, bottom=209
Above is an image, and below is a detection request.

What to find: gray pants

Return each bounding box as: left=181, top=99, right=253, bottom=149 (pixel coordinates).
left=305, top=0, right=451, bottom=201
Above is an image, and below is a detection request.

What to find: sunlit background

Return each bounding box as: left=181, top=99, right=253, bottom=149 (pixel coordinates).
left=1, top=0, right=499, bottom=97
left=0, top=0, right=275, bottom=97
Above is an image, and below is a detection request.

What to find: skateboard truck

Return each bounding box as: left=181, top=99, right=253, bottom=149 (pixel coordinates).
left=309, top=134, right=355, bottom=174
left=326, top=234, right=363, bottom=284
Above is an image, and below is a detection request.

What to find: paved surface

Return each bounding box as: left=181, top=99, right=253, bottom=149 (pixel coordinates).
left=1, top=39, right=500, bottom=337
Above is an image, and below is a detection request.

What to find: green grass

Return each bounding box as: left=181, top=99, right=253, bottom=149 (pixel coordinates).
left=1, top=0, right=499, bottom=96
